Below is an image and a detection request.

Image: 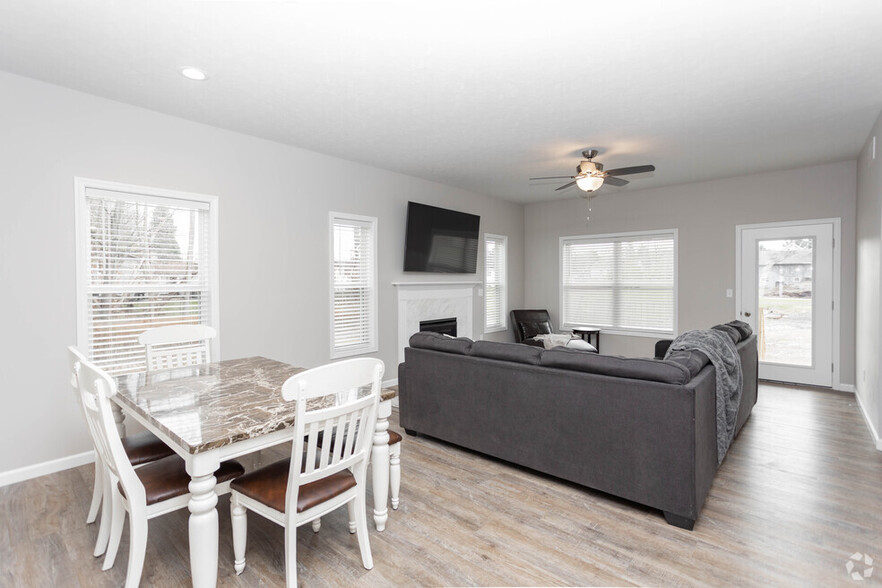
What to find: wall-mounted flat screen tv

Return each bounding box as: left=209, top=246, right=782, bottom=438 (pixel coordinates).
left=403, top=202, right=480, bottom=273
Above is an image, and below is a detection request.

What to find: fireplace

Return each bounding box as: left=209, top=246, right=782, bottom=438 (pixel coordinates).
left=394, top=281, right=478, bottom=364
left=420, top=317, right=457, bottom=337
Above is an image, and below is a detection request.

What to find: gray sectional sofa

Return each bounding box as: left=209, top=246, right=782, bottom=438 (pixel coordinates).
left=398, top=330, right=758, bottom=529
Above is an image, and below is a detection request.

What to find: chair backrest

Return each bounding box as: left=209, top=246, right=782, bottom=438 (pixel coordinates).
left=509, top=309, right=554, bottom=343
left=138, top=324, right=217, bottom=372
left=281, top=358, right=384, bottom=514
left=68, top=346, right=145, bottom=505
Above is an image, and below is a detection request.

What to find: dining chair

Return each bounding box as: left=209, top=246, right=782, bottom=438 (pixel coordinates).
left=229, top=357, right=384, bottom=586
left=138, top=324, right=217, bottom=372
left=67, top=347, right=176, bottom=558
left=68, top=347, right=244, bottom=587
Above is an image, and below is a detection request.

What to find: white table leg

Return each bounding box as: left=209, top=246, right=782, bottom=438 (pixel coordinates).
left=110, top=401, right=126, bottom=437
left=371, top=399, right=391, bottom=531
left=188, top=472, right=219, bottom=588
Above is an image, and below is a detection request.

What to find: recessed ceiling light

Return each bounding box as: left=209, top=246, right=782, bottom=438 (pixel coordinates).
left=180, top=67, right=207, bottom=81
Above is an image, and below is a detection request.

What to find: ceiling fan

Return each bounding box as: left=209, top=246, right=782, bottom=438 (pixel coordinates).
left=530, top=149, right=656, bottom=192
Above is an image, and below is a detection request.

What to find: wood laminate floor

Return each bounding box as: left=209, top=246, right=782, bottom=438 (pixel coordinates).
left=2, top=382, right=881, bottom=587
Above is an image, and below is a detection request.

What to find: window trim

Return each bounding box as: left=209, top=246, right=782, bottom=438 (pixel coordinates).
left=483, top=233, right=508, bottom=334
left=559, top=228, right=678, bottom=338
left=74, top=177, right=221, bottom=364
left=328, top=211, right=379, bottom=359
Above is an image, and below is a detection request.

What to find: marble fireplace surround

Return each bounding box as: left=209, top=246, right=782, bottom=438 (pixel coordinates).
left=393, top=281, right=481, bottom=364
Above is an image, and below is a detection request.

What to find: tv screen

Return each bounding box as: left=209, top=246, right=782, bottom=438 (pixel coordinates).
left=404, top=202, right=480, bottom=273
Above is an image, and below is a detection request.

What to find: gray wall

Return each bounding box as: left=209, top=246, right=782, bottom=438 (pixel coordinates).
left=524, top=161, right=857, bottom=388
left=0, top=71, right=524, bottom=475
left=856, top=111, right=882, bottom=443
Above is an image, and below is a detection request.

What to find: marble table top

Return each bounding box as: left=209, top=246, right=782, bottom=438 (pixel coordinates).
left=113, top=356, right=397, bottom=454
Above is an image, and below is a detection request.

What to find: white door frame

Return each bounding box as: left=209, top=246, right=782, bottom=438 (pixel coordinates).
left=735, top=218, right=841, bottom=388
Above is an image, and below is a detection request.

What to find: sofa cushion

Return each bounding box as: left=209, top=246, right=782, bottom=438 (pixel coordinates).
left=471, top=340, right=543, bottom=365
left=540, top=348, right=692, bottom=384
left=409, top=331, right=473, bottom=355
left=520, top=320, right=553, bottom=340
left=665, top=349, right=710, bottom=379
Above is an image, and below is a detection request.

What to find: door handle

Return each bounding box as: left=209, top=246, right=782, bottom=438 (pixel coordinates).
left=744, top=311, right=751, bottom=317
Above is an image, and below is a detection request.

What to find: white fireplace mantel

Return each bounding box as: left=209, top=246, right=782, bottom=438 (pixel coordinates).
left=394, top=281, right=480, bottom=364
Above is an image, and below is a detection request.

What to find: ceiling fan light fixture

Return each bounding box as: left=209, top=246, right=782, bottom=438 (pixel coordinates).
left=180, top=66, right=207, bottom=81
left=576, top=175, right=605, bottom=192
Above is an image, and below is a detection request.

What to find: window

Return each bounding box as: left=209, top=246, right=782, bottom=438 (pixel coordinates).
left=75, top=178, right=219, bottom=375
left=560, top=230, right=676, bottom=336
left=484, top=233, right=507, bottom=332
left=330, top=212, right=378, bottom=358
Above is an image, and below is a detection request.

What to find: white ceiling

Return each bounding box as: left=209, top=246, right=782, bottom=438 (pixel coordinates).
left=1, top=1, right=881, bottom=203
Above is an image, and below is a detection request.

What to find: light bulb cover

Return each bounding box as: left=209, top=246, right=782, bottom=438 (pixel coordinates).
left=180, top=67, right=208, bottom=81
left=576, top=175, right=605, bottom=192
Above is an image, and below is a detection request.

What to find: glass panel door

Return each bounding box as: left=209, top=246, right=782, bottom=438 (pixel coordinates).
left=757, top=238, right=814, bottom=366
left=739, top=223, right=833, bottom=387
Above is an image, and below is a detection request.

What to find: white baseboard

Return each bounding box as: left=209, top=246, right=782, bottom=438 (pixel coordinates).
left=834, top=383, right=855, bottom=393
left=0, top=450, right=95, bottom=488
left=855, top=389, right=882, bottom=451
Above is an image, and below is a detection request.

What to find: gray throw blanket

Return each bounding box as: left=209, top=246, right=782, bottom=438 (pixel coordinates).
left=665, top=329, right=742, bottom=464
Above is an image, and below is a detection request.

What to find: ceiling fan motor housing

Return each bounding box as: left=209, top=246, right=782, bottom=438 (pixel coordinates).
left=578, top=161, right=603, bottom=176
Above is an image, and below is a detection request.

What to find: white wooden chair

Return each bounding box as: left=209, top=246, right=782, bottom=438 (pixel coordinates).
left=68, top=347, right=244, bottom=587
left=67, top=347, right=175, bottom=558
left=138, top=324, right=217, bottom=372
left=229, top=357, right=384, bottom=586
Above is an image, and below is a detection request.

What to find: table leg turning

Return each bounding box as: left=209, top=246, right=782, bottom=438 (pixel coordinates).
left=371, top=399, right=392, bottom=531
left=188, top=472, right=219, bottom=588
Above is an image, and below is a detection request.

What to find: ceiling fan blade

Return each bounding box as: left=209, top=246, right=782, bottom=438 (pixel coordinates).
left=603, top=176, right=629, bottom=187
left=529, top=175, right=575, bottom=181
left=605, top=164, right=656, bottom=176
left=555, top=181, right=577, bottom=191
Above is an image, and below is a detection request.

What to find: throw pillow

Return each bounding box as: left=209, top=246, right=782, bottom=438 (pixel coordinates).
left=565, top=339, right=597, bottom=352
left=521, top=320, right=553, bottom=339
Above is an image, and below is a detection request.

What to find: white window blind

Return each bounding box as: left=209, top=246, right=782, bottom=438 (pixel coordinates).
left=561, top=231, right=676, bottom=335
left=484, top=233, right=507, bottom=332
left=330, top=213, right=378, bottom=358
left=75, top=181, right=218, bottom=375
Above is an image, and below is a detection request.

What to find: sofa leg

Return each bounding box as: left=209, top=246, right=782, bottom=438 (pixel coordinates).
left=404, top=429, right=418, bottom=437
left=663, top=511, right=695, bottom=530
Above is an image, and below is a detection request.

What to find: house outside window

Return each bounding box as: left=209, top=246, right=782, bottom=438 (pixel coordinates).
left=484, top=233, right=507, bottom=332
left=560, top=229, right=676, bottom=336
left=330, top=212, right=378, bottom=358
left=74, top=178, right=219, bottom=375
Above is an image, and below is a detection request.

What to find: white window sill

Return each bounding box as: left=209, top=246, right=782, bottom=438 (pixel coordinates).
left=562, top=325, right=675, bottom=339
left=331, top=344, right=379, bottom=360
left=483, top=325, right=507, bottom=334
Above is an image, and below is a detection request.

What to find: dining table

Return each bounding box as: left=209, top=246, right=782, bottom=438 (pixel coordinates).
left=112, top=356, right=398, bottom=588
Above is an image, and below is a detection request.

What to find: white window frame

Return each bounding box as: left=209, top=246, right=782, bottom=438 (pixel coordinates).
left=329, top=212, right=379, bottom=359
left=483, top=233, right=508, bottom=333
left=559, top=228, right=677, bottom=338
left=74, top=177, right=221, bottom=370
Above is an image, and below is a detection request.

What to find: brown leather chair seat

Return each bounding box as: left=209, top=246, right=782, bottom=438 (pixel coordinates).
left=120, top=455, right=245, bottom=506
left=231, top=457, right=357, bottom=514
left=121, top=431, right=176, bottom=466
